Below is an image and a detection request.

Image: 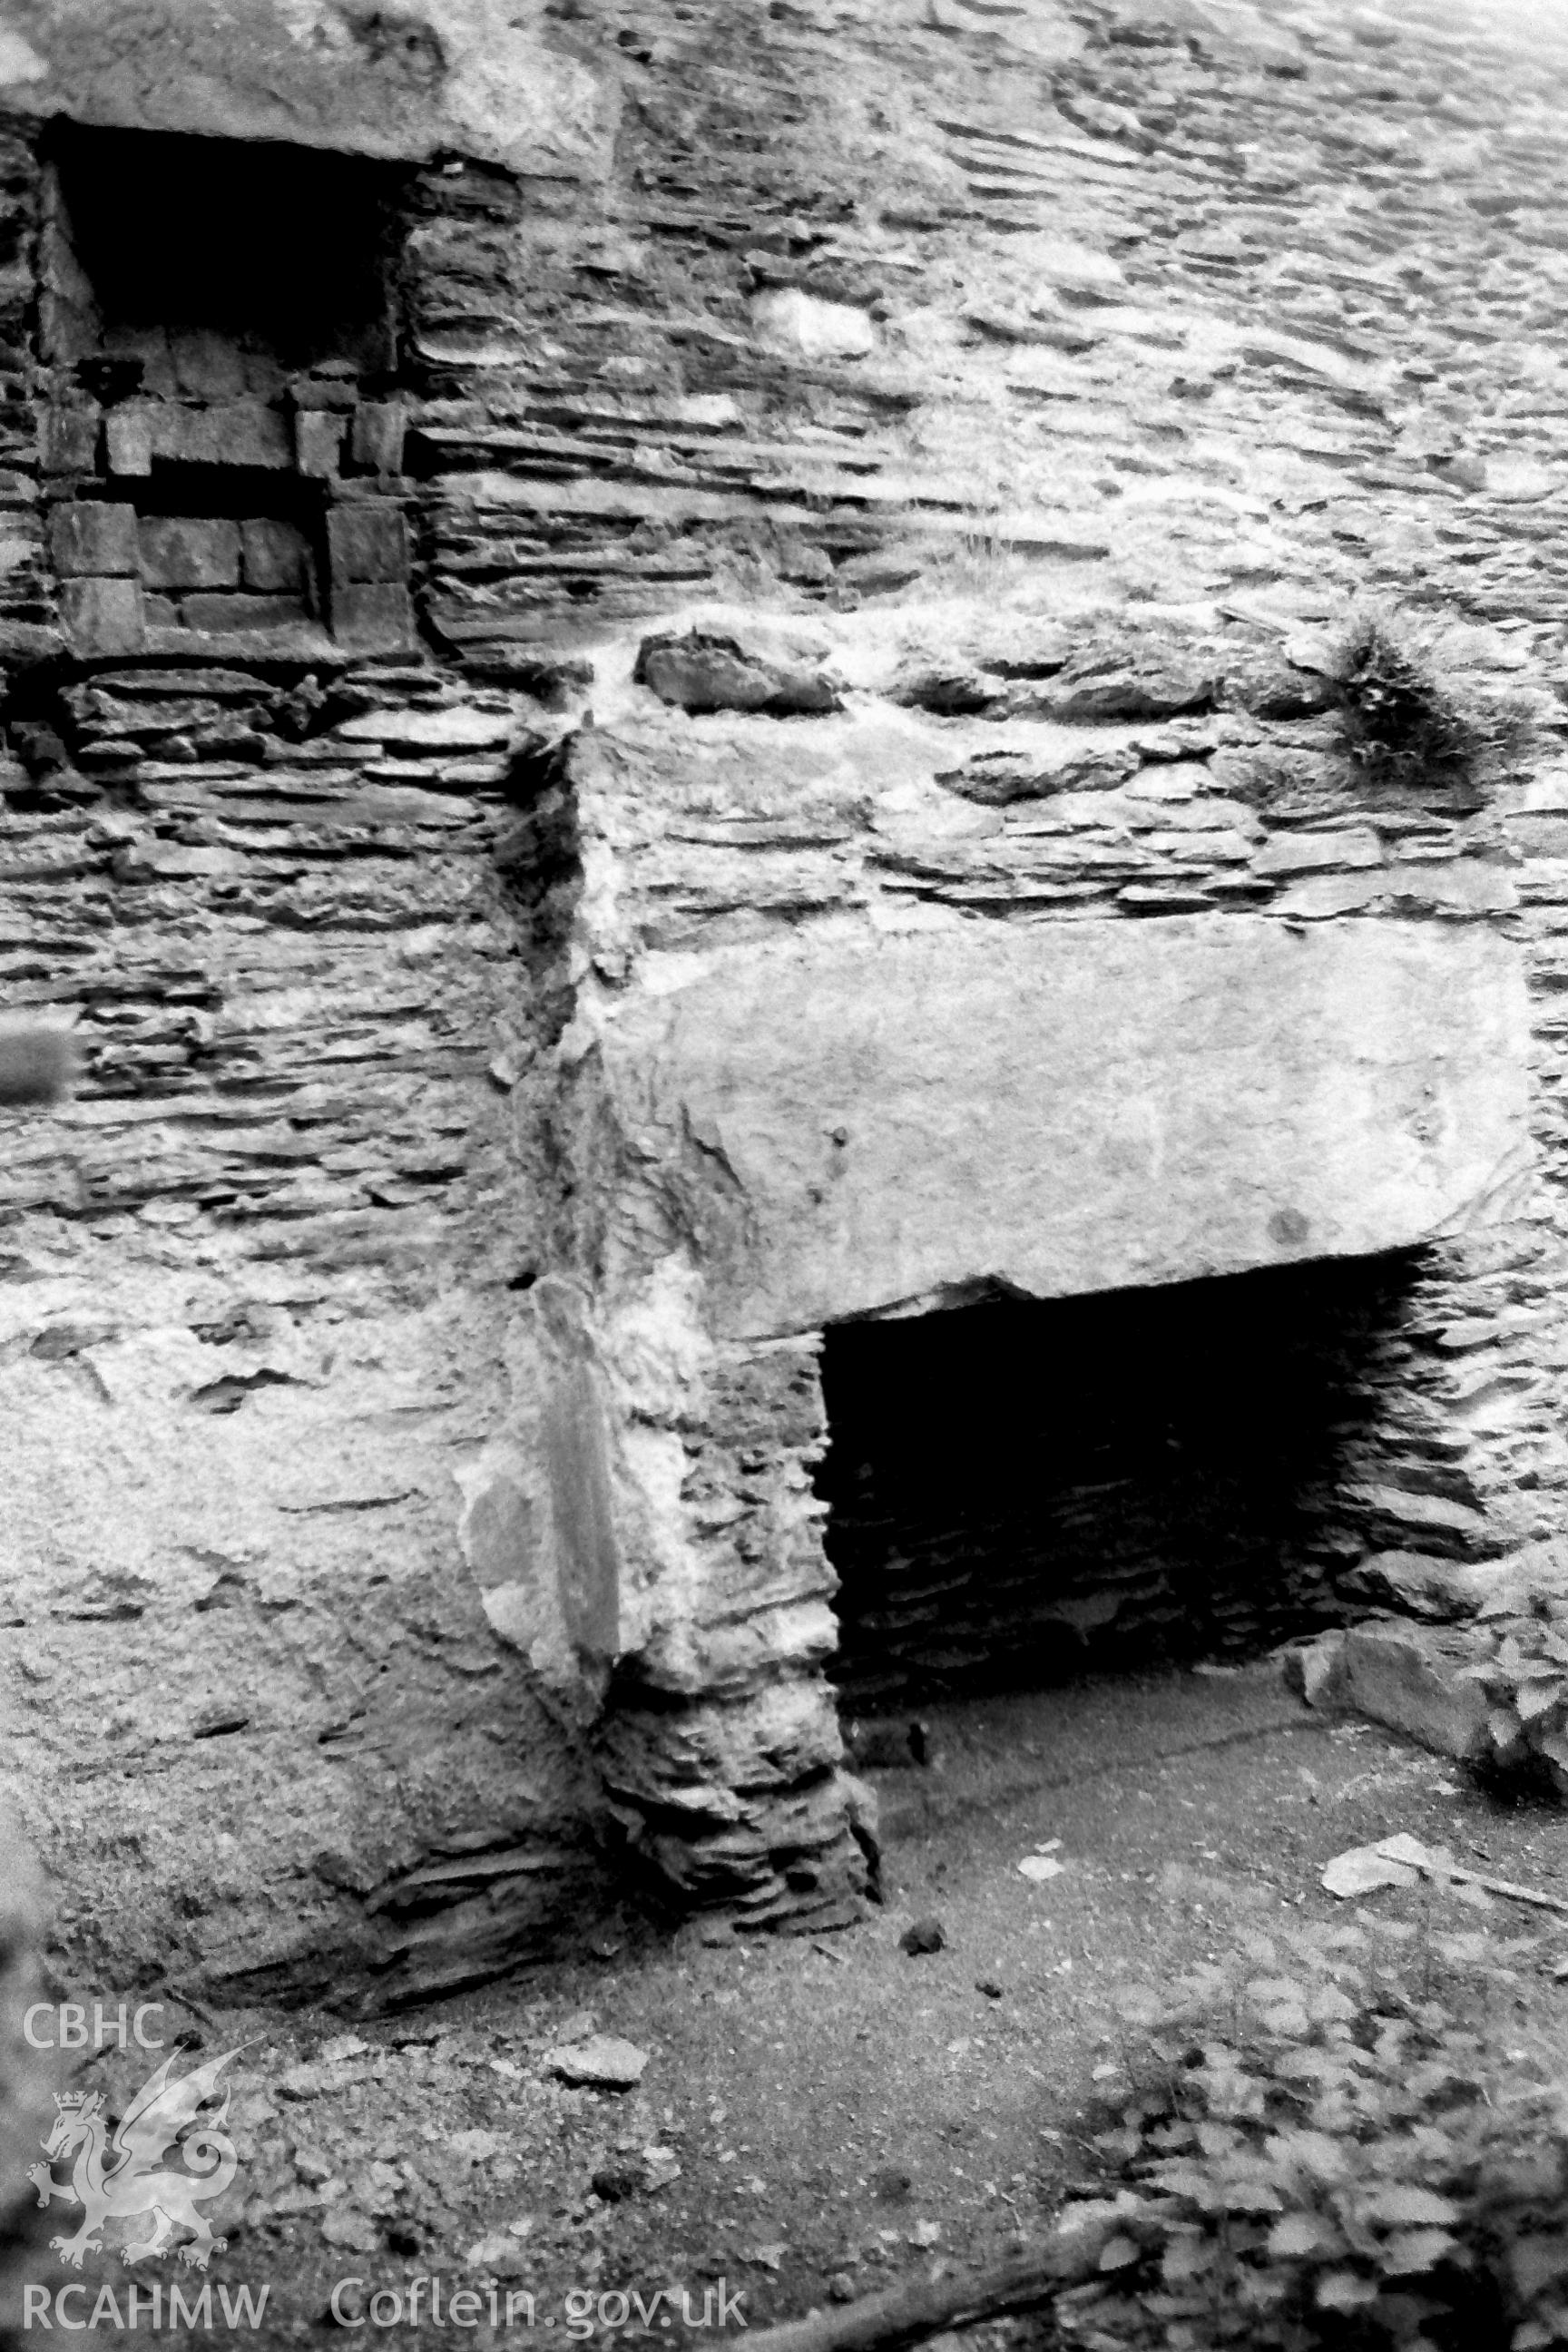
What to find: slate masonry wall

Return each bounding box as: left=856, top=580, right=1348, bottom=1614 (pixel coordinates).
left=1, top=0, right=1566, bottom=1993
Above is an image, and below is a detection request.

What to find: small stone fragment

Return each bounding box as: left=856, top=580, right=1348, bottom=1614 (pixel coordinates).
left=642, top=2144, right=682, bottom=2191
left=591, top=2157, right=645, bottom=2202
left=466, top=2231, right=529, bottom=2274
left=900, top=1916, right=946, bottom=1955
left=318, top=2033, right=369, bottom=2065
left=552, top=2009, right=598, bottom=2044
left=1321, top=1842, right=1421, bottom=1899
left=1281, top=1630, right=1348, bottom=1709
left=545, top=2034, right=650, bottom=2089
left=321, top=2209, right=381, bottom=2253
left=276, top=2062, right=331, bottom=2101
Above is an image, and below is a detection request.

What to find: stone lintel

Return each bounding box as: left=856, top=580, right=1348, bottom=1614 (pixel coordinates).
left=601, top=916, right=1533, bottom=1338
left=0, top=1, right=617, bottom=180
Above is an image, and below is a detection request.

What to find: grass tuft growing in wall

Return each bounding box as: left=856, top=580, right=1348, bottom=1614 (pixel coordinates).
left=1329, top=614, right=1524, bottom=784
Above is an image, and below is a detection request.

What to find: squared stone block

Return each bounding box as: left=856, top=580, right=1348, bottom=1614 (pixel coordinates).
left=328, top=505, right=408, bottom=584
left=241, top=517, right=311, bottom=595
left=289, top=373, right=358, bottom=413
left=138, top=514, right=241, bottom=591
left=151, top=408, right=216, bottom=466
left=50, top=503, right=140, bottom=578
left=105, top=404, right=154, bottom=477
left=296, top=411, right=345, bottom=480
left=181, top=591, right=311, bottom=634
left=219, top=401, right=293, bottom=470
left=331, top=582, right=416, bottom=652
left=349, top=401, right=407, bottom=475
left=60, top=576, right=145, bottom=656
left=41, top=403, right=101, bottom=475
left=154, top=403, right=291, bottom=470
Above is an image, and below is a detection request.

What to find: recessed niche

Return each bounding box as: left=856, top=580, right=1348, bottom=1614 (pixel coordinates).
left=41, top=126, right=416, bottom=657
left=42, top=122, right=408, bottom=379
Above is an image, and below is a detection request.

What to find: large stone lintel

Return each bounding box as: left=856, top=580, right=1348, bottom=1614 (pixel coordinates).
left=0, top=1, right=616, bottom=179
left=601, top=915, right=1532, bottom=1338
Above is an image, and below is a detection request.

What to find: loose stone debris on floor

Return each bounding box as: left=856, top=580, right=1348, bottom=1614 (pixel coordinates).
left=9, top=1665, right=1568, bottom=2346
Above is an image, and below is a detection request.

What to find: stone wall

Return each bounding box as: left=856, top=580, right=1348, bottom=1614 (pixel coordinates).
left=5, top=0, right=1568, bottom=1988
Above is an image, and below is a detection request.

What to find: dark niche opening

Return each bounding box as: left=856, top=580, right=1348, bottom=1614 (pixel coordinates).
left=817, top=1252, right=1426, bottom=1713
left=44, top=122, right=409, bottom=376
left=40, top=125, right=418, bottom=655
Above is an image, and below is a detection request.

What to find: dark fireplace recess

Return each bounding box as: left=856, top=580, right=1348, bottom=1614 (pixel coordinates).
left=817, top=1252, right=1426, bottom=1712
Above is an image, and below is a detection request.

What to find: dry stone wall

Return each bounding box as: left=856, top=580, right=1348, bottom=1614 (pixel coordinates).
left=5, top=0, right=1568, bottom=1985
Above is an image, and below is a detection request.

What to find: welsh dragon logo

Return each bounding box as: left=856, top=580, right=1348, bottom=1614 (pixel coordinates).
left=27, top=2044, right=244, bottom=2270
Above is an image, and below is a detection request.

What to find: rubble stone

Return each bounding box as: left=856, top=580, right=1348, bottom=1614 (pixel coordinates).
left=1301, top=1622, right=1493, bottom=1762
left=634, top=626, right=841, bottom=717
left=900, top=1917, right=946, bottom=1956
left=545, top=2036, right=650, bottom=2091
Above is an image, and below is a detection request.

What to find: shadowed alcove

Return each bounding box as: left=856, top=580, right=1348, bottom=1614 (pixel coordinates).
left=817, top=1252, right=1429, bottom=1713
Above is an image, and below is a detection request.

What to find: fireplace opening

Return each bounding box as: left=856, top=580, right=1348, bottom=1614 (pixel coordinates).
left=817, top=1252, right=1427, bottom=1714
